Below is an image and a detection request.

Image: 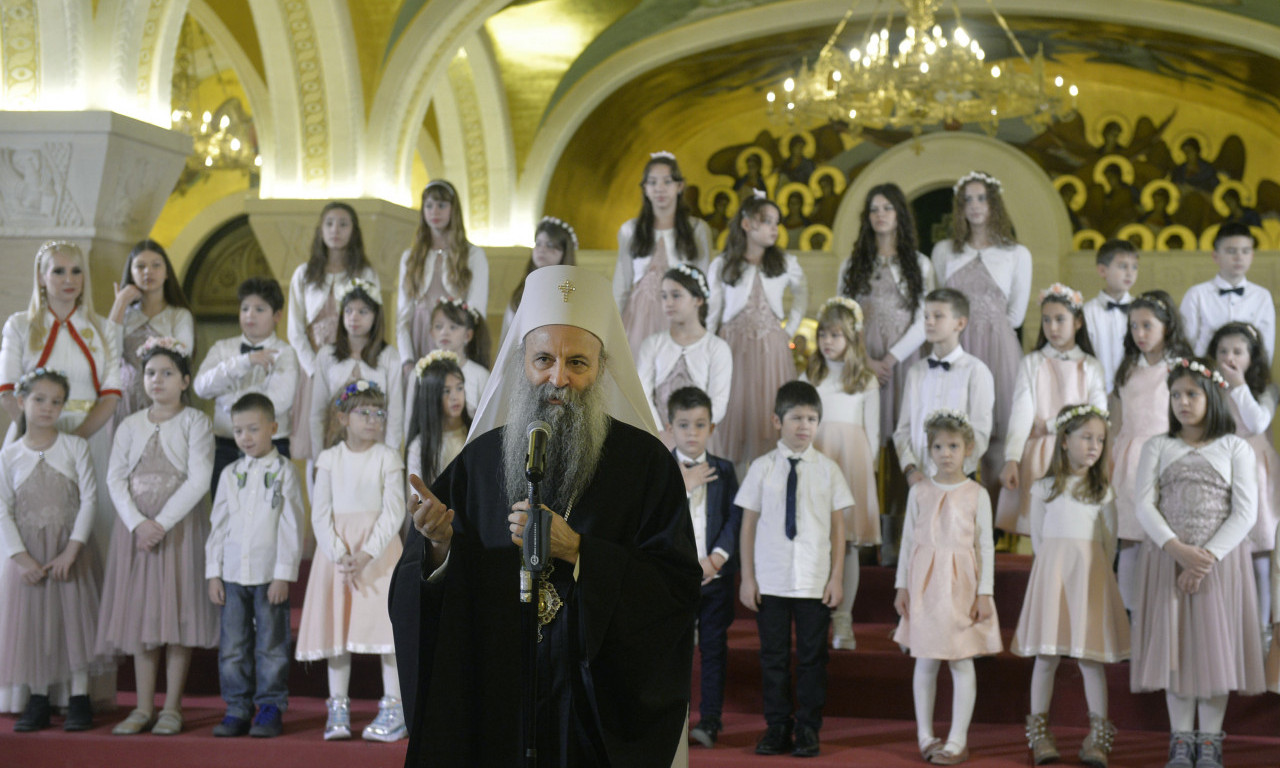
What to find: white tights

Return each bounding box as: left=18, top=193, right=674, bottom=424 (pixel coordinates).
left=1030, top=655, right=1108, bottom=717
left=913, top=658, right=976, bottom=753
left=1165, top=692, right=1228, bottom=734
left=29, top=671, right=89, bottom=698
left=1116, top=543, right=1139, bottom=611
left=1254, top=553, right=1272, bottom=627
left=836, top=543, right=860, bottom=616
left=326, top=653, right=401, bottom=700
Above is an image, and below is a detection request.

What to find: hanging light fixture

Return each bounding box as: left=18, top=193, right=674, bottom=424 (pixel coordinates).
left=170, top=17, right=260, bottom=173
left=766, top=0, right=1078, bottom=136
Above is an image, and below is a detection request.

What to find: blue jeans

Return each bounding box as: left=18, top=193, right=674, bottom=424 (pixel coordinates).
left=219, top=581, right=291, bottom=719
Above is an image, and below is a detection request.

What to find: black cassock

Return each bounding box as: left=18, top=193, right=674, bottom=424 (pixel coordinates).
left=389, top=419, right=701, bottom=767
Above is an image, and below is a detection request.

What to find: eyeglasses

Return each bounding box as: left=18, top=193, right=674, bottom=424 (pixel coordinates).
left=353, top=408, right=388, bottom=421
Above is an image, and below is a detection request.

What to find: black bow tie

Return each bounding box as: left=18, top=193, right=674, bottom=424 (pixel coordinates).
left=927, top=358, right=951, bottom=371
left=1106, top=301, right=1129, bottom=311
left=1219, top=286, right=1245, bottom=297
left=241, top=343, right=264, bottom=354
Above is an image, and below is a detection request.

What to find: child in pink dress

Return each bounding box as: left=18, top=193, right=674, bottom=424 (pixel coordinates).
left=997, top=284, right=1107, bottom=542
left=707, top=195, right=808, bottom=470
left=802, top=297, right=880, bottom=649
left=1111, top=290, right=1192, bottom=610
left=0, top=369, right=104, bottom=732
left=297, top=381, right=406, bottom=743
left=893, top=411, right=1001, bottom=765
left=1131, top=358, right=1265, bottom=767
left=1210, top=322, right=1280, bottom=647
left=615, top=152, right=712, bottom=358
left=97, top=338, right=218, bottom=736
left=1013, top=405, right=1129, bottom=768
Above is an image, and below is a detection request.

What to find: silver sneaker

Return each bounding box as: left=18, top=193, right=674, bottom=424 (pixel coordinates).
left=323, top=697, right=351, bottom=741
left=831, top=612, right=856, bottom=650
left=362, top=696, right=407, bottom=742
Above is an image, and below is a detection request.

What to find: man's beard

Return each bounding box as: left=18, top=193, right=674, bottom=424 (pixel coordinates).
left=502, top=371, right=611, bottom=512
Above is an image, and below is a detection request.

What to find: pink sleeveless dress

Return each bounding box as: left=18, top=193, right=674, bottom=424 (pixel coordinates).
left=856, top=262, right=923, bottom=443
left=290, top=288, right=340, bottom=461
left=893, top=480, right=1003, bottom=659
left=1112, top=361, right=1170, bottom=540
left=714, top=273, right=795, bottom=468
left=621, top=238, right=670, bottom=361
left=1225, top=393, right=1280, bottom=552
left=996, top=356, right=1090, bottom=535
left=652, top=353, right=694, bottom=449
left=96, top=433, right=218, bottom=654
left=0, top=460, right=105, bottom=688
left=945, top=257, right=1020, bottom=501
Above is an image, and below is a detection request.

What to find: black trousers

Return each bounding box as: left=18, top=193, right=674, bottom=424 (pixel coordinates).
left=696, top=575, right=735, bottom=721
left=756, top=595, right=830, bottom=731
left=211, top=435, right=291, bottom=500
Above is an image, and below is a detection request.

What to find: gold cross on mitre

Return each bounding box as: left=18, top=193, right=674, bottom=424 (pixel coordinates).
left=557, top=279, right=576, bottom=302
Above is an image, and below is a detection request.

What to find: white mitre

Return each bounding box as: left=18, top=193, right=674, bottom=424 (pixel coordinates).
left=467, top=265, right=658, bottom=441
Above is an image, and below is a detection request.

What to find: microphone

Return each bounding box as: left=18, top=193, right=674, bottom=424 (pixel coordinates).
left=525, top=420, right=550, bottom=482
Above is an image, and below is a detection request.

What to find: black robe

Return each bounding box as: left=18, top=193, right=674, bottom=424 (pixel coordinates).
left=389, top=419, right=701, bottom=767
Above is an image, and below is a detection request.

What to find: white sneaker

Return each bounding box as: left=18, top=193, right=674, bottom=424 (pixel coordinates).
left=831, top=612, right=856, bottom=650
left=323, top=697, right=351, bottom=741
left=362, top=696, right=407, bottom=742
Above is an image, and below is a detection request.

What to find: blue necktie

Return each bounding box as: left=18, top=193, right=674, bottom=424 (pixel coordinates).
left=785, top=457, right=800, bottom=540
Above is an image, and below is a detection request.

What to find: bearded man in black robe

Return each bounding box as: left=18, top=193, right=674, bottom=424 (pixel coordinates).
left=390, top=265, right=700, bottom=767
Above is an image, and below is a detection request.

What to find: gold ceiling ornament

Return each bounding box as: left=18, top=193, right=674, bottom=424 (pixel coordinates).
left=170, top=17, right=260, bottom=174
left=766, top=0, right=1079, bottom=137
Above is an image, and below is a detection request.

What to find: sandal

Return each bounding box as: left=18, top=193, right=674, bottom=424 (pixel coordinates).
left=919, top=737, right=943, bottom=761
left=111, top=708, right=156, bottom=735
left=151, top=709, right=184, bottom=736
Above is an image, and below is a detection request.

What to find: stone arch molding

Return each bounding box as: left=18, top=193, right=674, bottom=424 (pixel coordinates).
left=830, top=131, right=1072, bottom=315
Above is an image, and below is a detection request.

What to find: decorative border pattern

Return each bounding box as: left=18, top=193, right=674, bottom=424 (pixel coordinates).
left=448, top=52, right=487, bottom=229
left=2, top=1, right=39, bottom=108
left=281, top=0, right=329, bottom=188
left=135, top=0, right=167, bottom=101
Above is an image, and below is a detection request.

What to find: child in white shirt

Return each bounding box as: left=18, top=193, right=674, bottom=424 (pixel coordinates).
left=1180, top=222, right=1275, bottom=361
left=1081, top=239, right=1138, bottom=394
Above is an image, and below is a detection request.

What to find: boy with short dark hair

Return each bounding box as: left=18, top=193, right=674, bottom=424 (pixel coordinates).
left=1082, top=239, right=1139, bottom=393
left=194, top=277, right=299, bottom=498
left=206, top=393, right=304, bottom=738
left=1181, top=221, right=1275, bottom=361
left=736, top=381, right=853, bottom=758
left=667, top=386, right=741, bottom=749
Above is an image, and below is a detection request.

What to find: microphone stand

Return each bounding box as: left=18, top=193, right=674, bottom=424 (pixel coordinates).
left=520, top=464, right=550, bottom=767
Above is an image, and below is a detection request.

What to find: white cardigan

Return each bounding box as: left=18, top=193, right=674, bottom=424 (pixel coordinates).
left=1004, top=347, right=1107, bottom=461
left=108, top=407, right=214, bottom=533
left=287, top=265, right=383, bottom=376
left=612, top=218, right=712, bottom=314
left=310, top=344, right=404, bottom=457
left=706, top=253, right=808, bottom=337
left=930, top=241, right=1033, bottom=329
left=395, top=244, right=489, bottom=365
left=0, top=434, right=96, bottom=557
left=635, top=330, right=733, bottom=426
left=836, top=253, right=936, bottom=362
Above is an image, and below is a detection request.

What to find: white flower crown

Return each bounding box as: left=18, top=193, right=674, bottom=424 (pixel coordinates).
left=137, top=336, right=189, bottom=360
left=434, top=294, right=480, bottom=319
left=414, top=349, right=460, bottom=380
left=649, top=151, right=677, bottom=161
left=1050, top=404, right=1110, bottom=433
left=340, top=277, right=380, bottom=306
left=1038, top=282, right=1084, bottom=311
left=953, top=171, right=1003, bottom=195
left=819, top=296, right=864, bottom=331
left=1174, top=358, right=1230, bottom=389
left=750, top=187, right=767, bottom=200
left=668, top=262, right=710, bottom=297
left=539, top=216, right=579, bottom=249
left=16, top=366, right=67, bottom=392
left=925, top=408, right=971, bottom=427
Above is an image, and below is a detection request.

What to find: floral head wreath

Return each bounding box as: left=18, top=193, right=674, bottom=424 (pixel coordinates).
left=334, top=379, right=383, bottom=407
left=1038, top=282, right=1084, bottom=311
left=925, top=408, right=971, bottom=428
left=434, top=294, right=480, bottom=320
left=669, top=261, right=710, bottom=298
left=819, top=296, right=864, bottom=332
left=137, top=336, right=190, bottom=360
left=414, top=349, right=460, bottom=380
left=749, top=188, right=767, bottom=200
left=16, top=366, right=67, bottom=392
left=1050, top=404, right=1110, bottom=433
left=539, top=216, right=579, bottom=249
left=649, top=151, right=677, bottom=161
left=1173, top=358, right=1230, bottom=389
left=1137, top=291, right=1168, bottom=312
left=340, top=277, right=380, bottom=306
left=953, top=171, right=1002, bottom=195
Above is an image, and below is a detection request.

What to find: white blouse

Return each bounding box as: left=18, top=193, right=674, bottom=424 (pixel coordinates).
left=1028, top=477, right=1117, bottom=562
left=395, top=245, right=489, bottom=365
left=402, top=359, right=488, bottom=441
left=804, top=362, right=881, bottom=463
left=836, top=253, right=936, bottom=362
left=930, top=241, right=1034, bottom=329
left=0, top=434, right=95, bottom=557
left=313, top=442, right=405, bottom=563
left=706, top=253, right=809, bottom=337
left=895, top=478, right=995, bottom=594
left=1228, top=384, right=1277, bottom=435
left=1135, top=434, right=1257, bottom=561
left=1004, top=347, right=1107, bottom=461
left=1, top=307, right=123, bottom=408
left=287, top=265, right=383, bottom=376
left=108, top=407, right=214, bottom=533
left=406, top=427, right=466, bottom=487
left=310, top=344, right=404, bottom=458
left=636, top=330, right=733, bottom=426
left=612, top=219, right=713, bottom=313
left=118, top=304, right=194, bottom=352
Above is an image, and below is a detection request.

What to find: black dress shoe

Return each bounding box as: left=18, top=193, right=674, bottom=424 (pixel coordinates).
left=63, top=695, right=93, bottom=731
left=14, top=694, right=51, bottom=732
left=690, top=718, right=721, bottom=747
left=755, top=722, right=793, bottom=755
left=792, top=724, right=820, bottom=757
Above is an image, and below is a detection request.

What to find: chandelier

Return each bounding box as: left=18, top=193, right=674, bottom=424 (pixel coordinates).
left=767, top=0, right=1078, bottom=136
left=170, top=17, right=260, bottom=172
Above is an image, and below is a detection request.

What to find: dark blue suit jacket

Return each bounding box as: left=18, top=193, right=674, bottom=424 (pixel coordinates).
left=674, top=450, right=742, bottom=575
